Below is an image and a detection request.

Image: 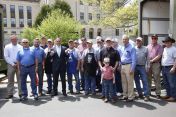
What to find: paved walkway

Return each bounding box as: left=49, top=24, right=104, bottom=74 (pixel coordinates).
left=0, top=81, right=175, bottom=117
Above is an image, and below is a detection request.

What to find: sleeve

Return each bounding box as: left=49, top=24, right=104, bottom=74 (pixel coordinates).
left=16, top=51, right=21, bottom=62
left=158, top=45, right=164, bottom=56
left=131, top=47, right=136, bottom=71
left=4, top=45, right=15, bottom=65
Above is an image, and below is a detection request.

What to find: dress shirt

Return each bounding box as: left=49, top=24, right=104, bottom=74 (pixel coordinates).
left=119, top=43, right=136, bottom=71
left=32, top=46, right=45, bottom=63
left=56, top=45, right=61, bottom=57
left=4, top=43, right=22, bottom=66
left=16, top=47, right=36, bottom=66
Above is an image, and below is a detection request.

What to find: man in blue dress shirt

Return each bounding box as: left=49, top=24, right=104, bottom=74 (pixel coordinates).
left=32, top=38, right=45, bottom=96
left=16, top=39, right=38, bottom=101
left=119, top=35, right=136, bottom=102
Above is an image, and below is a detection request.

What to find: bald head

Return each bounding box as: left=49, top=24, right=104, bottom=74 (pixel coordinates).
left=122, top=34, right=129, bottom=45
left=21, top=39, right=29, bottom=48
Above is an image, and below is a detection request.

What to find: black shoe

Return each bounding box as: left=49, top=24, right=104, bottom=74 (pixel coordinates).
left=126, top=99, right=134, bottom=102
left=34, top=95, right=39, bottom=101
left=20, top=96, right=28, bottom=101
left=120, top=96, right=128, bottom=100
left=51, top=92, right=58, bottom=97
left=92, top=92, right=96, bottom=96
left=46, top=90, right=52, bottom=94
left=138, top=94, right=144, bottom=99
left=5, top=95, right=13, bottom=99
left=63, top=92, right=67, bottom=97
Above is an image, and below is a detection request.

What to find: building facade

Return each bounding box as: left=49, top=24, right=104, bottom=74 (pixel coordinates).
left=0, top=0, right=123, bottom=44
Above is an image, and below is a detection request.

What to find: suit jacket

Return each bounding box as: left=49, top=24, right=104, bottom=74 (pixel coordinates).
left=51, top=45, right=68, bottom=72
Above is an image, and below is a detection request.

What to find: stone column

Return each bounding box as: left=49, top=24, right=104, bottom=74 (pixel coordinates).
left=170, top=0, right=176, bottom=39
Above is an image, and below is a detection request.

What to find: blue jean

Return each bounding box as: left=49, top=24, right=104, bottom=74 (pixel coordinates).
left=80, top=71, right=85, bottom=90
left=46, top=73, right=52, bottom=91
left=84, top=75, right=96, bottom=94
left=162, top=66, right=176, bottom=99
left=37, top=64, right=44, bottom=93
left=20, top=65, right=37, bottom=97
left=67, top=71, right=80, bottom=92
left=104, top=79, right=114, bottom=99
left=134, top=65, right=149, bottom=96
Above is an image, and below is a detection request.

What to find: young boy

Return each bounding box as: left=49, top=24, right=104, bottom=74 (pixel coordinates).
left=101, top=57, right=115, bottom=103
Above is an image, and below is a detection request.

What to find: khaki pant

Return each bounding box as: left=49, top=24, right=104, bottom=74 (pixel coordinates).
left=148, top=62, right=161, bottom=95
left=121, top=64, right=134, bottom=99
left=7, top=64, right=21, bottom=96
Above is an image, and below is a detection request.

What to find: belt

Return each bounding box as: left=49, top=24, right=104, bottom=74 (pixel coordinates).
left=21, top=64, right=35, bottom=68
left=136, top=65, right=145, bottom=66
left=162, top=65, right=173, bottom=68
left=122, top=63, right=131, bottom=65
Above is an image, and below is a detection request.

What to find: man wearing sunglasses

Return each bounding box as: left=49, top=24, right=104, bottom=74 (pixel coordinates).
left=16, top=39, right=38, bottom=101
left=147, top=34, right=163, bottom=98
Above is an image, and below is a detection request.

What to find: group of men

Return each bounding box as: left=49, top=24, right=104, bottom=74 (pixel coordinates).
left=3, top=34, right=176, bottom=102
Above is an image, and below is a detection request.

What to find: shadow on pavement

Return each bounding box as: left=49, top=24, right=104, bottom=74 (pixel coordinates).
left=58, top=95, right=81, bottom=102
left=111, top=100, right=157, bottom=110
left=0, top=87, right=9, bottom=109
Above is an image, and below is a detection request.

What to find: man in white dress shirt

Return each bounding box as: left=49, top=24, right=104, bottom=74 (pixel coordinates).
left=4, top=35, right=22, bottom=99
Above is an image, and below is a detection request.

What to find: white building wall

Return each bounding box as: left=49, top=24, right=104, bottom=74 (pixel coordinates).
left=1, top=0, right=123, bottom=44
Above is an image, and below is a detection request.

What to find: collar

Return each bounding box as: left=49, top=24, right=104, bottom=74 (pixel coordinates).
left=23, top=47, right=30, bottom=50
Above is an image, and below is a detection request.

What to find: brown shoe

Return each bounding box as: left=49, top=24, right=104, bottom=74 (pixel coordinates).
left=165, top=97, right=176, bottom=102
left=161, top=96, right=170, bottom=99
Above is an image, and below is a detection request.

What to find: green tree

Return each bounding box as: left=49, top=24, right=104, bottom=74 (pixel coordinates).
left=84, top=0, right=138, bottom=29
left=21, top=27, right=40, bottom=44
left=22, top=10, right=82, bottom=44
left=34, top=0, right=73, bottom=27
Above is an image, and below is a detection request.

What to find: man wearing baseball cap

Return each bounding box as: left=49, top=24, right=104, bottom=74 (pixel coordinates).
left=134, top=37, right=150, bottom=101
left=147, top=34, right=163, bottom=98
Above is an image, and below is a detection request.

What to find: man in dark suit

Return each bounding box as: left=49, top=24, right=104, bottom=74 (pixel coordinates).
left=50, top=37, right=67, bottom=97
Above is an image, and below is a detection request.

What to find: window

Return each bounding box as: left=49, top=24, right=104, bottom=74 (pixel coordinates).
left=97, top=28, right=102, bottom=36
left=2, top=4, right=6, bottom=18
left=89, top=28, right=94, bottom=39
left=19, top=19, right=24, bottom=27
left=27, top=6, right=32, bottom=19
left=115, top=29, right=119, bottom=36
left=27, top=6, right=32, bottom=27
left=80, top=12, right=84, bottom=20
left=81, top=28, right=86, bottom=37
left=11, top=31, right=16, bottom=34
left=88, top=13, right=92, bottom=20
left=10, top=5, right=15, bottom=18
left=3, top=18, right=7, bottom=27
left=27, top=19, right=32, bottom=27
left=19, top=6, right=24, bottom=27
left=19, top=6, right=24, bottom=19
left=80, top=0, right=83, bottom=5
left=97, top=14, right=100, bottom=20
left=4, top=31, right=8, bottom=34
left=11, top=18, right=16, bottom=27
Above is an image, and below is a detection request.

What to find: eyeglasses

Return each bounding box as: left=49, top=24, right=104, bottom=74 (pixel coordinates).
left=152, top=38, right=158, bottom=40
left=22, top=42, right=28, bottom=43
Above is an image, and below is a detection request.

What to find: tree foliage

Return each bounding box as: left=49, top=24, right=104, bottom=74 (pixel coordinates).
left=34, top=0, right=73, bottom=27
left=83, top=0, right=138, bottom=28
left=22, top=10, right=82, bottom=44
